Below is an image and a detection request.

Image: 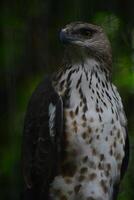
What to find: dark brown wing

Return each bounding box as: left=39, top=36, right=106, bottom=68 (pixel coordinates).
left=22, top=75, right=63, bottom=200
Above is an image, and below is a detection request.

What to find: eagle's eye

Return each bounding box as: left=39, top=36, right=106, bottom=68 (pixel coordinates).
left=78, top=28, right=94, bottom=38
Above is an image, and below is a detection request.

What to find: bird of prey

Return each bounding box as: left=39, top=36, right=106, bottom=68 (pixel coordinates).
left=22, top=22, right=129, bottom=200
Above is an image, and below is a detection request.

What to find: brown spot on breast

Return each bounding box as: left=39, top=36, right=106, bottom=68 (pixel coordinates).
left=96, top=107, right=100, bottom=112
left=105, top=136, right=108, bottom=141
left=101, top=128, right=104, bottom=133
left=82, top=122, right=87, bottom=127
left=120, top=138, right=123, bottom=144
left=83, top=104, right=88, bottom=113
left=82, top=156, right=88, bottom=163
left=92, top=89, right=95, bottom=93
left=116, top=112, right=119, bottom=120
left=103, top=101, right=107, bottom=108
left=95, top=128, right=99, bottom=133
left=117, top=130, right=120, bottom=138
left=75, top=106, right=79, bottom=115
left=98, top=162, right=103, bottom=170
left=88, top=126, right=92, bottom=133
left=72, top=120, right=78, bottom=133
left=82, top=132, right=88, bottom=139
left=82, top=114, right=87, bottom=121
left=87, top=197, right=95, bottom=200
left=74, top=184, right=81, bottom=194
left=96, top=83, right=99, bottom=88
left=101, top=93, right=104, bottom=97
left=92, top=148, right=97, bottom=156
left=100, top=180, right=108, bottom=193
left=83, top=96, right=87, bottom=104
left=101, top=172, right=103, bottom=177
left=110, top=131, right=113, bottom=136
left=78, top=175, right=85, bottom=182
left=109, top=148, right=113, bottom=156
left=111, top=118, right=114, bottom=124
left=96, top=135, right=100, bottom=139
left=88, top=137, right=93, bottom=144
left=80, top=167, right=88, bottom=174
left=64, top=177, right=72, bottom=184
left=107, top=163, right=111, bottom=170
left=100, top=154, right=105, bottom=161
left=80, top=101, right=82, bottom=107
left=105, top=170, right=110, bottom=177
left=99, top=114, right=102, bottom=122
left=73, top=120, right=77, bottom=126
left=70, top=110, right=75, bottom=119
left=100, top=107, right=103, bottom=113
left=76, top=74, right=82, bottom=89
left=60, top=194, right=67, bottom=200
left=89, top=173, right=97, bottom=180
left=113, top=141, right=116, bottom=148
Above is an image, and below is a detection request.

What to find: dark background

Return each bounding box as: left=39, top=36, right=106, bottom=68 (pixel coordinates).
left=1, top=0, right=134, bottom=199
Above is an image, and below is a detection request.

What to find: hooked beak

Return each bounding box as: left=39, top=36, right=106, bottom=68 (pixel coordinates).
left=60, top=29, right=76, bottom=44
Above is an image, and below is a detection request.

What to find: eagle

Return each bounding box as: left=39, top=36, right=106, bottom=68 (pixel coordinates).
left=22, top=22, right=129, bottom=200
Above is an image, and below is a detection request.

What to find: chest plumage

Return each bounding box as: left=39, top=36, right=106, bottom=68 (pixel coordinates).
left=50, top=60, right=126, bottom=200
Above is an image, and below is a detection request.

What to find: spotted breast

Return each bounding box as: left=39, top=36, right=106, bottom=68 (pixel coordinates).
left=50, top=59, right=126, bottom=200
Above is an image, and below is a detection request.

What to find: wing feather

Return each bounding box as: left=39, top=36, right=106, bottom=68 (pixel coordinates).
left=22, top=75, right=63, bottom=200
left=112, top=85, right=129, bottom=199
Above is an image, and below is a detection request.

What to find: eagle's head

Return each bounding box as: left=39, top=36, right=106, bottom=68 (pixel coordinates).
left=60, top=22, right=112, bottom=69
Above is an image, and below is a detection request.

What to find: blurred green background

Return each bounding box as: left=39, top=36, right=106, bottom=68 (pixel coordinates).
left=1, top=0, right=134, bottom=199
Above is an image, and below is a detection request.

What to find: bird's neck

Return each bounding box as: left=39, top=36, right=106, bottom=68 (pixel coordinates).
left=54, top=58, right=111, bottom=83
left=53, top=58, right=111, bottom=100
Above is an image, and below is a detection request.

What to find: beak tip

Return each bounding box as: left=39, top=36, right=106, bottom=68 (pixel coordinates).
left=59, top=30, right=68, bottom=44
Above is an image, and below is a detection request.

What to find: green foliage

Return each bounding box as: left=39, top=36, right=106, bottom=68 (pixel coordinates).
left=114, top=57, right=134, bottom=91
left=92, top=11, right=121, bottom=39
